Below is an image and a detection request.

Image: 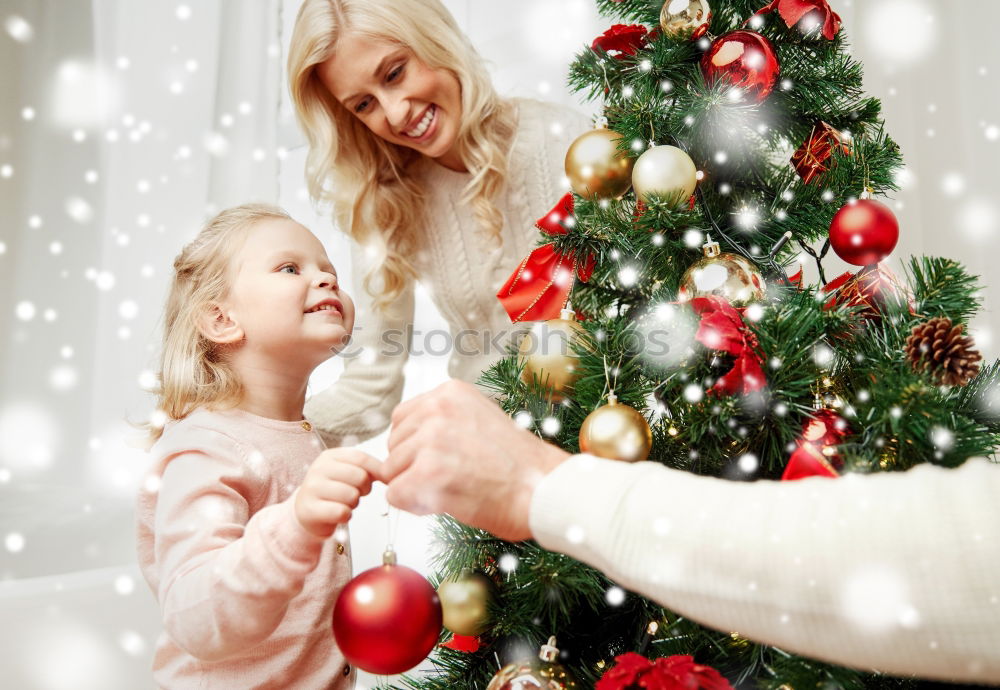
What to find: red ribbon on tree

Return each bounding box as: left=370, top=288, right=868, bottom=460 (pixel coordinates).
left=596, top=652, right=734, bottom=690
left=497, top=193, right=596, bottom=323
left=591, top=24, right=650, bottom=58
left=754, top=0, right=842, bottom=40
left=690, top=296, right=767, bottom=395
left=782, top=408, right=848, bottom=480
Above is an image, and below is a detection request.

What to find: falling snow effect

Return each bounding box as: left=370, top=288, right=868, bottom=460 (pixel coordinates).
left=0, top=3, right=996, bottom=688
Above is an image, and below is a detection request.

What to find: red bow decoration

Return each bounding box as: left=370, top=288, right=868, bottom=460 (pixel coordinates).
left=782, top=409, right=847, bottom=480
left=497, top=193, right=596, bottom=323
left=690, top=296, right=767, bottom=396
left=441, top=634, right=481, bottom=653
left=596, top=652, right=734, bottom=690
left=755, top=0, right=842, bottom=40
left=592, top=24, right=650, bottom=58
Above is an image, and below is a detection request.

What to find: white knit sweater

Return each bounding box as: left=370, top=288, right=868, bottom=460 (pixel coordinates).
left=531, top=454, right=1000, bottom=684
left=305, top=98, right=592, bottom=445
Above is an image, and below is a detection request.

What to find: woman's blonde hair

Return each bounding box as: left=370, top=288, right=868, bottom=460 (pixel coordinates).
left=288, top=0, right=515, bottom=310
left=145, top=203, right=292, bottom=443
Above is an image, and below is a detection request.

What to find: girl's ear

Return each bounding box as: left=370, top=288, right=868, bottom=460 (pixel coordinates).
left=196, top=302, right=244, bottom=345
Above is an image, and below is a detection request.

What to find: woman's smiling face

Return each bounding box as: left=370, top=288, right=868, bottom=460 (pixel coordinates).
left=318, top=33, right=465, bottom=171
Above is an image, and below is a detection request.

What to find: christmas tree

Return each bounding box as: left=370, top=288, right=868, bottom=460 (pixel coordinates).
left=393, top=1, right=1000, bottom=688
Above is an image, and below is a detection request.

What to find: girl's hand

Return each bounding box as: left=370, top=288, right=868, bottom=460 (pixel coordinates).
left=294, top=448, right=382, bottom=538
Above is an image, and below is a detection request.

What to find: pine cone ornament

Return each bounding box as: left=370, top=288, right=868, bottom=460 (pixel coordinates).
left=905, top=317, right=982, bottom=386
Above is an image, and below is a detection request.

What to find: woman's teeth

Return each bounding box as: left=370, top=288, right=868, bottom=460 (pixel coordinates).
left=405, top=106, right=435, bottom=138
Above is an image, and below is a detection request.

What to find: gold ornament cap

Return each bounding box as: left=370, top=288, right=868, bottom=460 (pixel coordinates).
left=560, top=308, right=577, bottom=322
left=539, top=636, right=560, bottom=662
left=382, top=548, right=397, bottom=566
left=702, top=234, right=721, bottom=258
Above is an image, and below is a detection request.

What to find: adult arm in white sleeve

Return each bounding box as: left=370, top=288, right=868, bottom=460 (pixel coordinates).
left=154, top=447, right=325, bottom=662
left=305, top=240, right=414, bottom=446
left=529, top=454, right=1000, bottom=684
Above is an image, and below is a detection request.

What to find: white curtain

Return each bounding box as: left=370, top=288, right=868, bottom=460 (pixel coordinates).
left=0, top=1, right=997, bottom=687
left=0, top=2, right=283, bottom=688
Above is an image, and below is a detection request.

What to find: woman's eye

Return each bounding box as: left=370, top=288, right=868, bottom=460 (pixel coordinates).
left=387, top=64, right=404, bottom=82
left=279, top=264, right=298, bottom=274
left=355, top=98, right=370, bottom=114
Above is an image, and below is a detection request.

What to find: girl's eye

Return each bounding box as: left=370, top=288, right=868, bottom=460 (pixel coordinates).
left=279, top=264, right=298, bottom=274
left=387, top=64, right=404, bottom=82
left=355, top=98, right=370, bottom=114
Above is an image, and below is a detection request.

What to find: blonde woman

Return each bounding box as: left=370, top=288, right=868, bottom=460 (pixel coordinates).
left=288, top=0, right=591, bottom=445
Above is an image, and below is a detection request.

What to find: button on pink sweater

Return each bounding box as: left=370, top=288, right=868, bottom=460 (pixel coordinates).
left=136, top=407, right=355, bottom=689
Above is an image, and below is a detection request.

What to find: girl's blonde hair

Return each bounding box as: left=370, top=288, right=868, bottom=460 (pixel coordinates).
left=288, top=0, right=515, bottom=310
left=146, top=203, right=292, bottom=443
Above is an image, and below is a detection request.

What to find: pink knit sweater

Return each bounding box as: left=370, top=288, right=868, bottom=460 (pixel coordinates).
left=136, top=407, right=355, bottom=689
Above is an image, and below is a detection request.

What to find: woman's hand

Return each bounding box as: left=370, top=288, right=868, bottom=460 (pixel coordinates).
left=294, top=448, right=382, bottom=538
left=381, top=380, right=569, bottom=542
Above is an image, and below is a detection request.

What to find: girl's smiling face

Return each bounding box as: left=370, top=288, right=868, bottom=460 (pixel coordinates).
left=219, top=218, right=356, bottom=363
left=317, top=32, right=465, bottom=171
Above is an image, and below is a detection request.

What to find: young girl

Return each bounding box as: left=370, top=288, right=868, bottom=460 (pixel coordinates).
left=287, top=0, right=593, bottom=446
left=136, top=203, right=379, bottom=689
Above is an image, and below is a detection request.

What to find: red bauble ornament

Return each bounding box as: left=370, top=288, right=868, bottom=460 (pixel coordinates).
left=332, top=549, right=442, bottom=675
left=701, top=30, right=780, bottom=104
left=828, top=198, right=899, bottom=266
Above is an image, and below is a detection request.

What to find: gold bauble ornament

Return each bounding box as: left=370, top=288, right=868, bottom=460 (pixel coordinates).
left=565, top=125, right=634, bottom=200
left=659, top=0, right=712, bottom=40
left=519, top=309, right=587, bottom=402
left=632, top=145, right=698, bottom=206
left=437, top=570, right=494, bottom=637
left=579, top=393, right=652, bottom=463
left=487, top=636, right=580, bottom=690
left=678, top=235, right=765, bottom=307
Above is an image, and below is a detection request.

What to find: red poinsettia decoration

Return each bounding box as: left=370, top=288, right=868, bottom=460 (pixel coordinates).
left=592, top=24, right=650, bottom=58
left=597, top=653, right=734, bottom=690
left=690, top=296, right=767, bottom=396
left=756, top=0, right=842, bottom=40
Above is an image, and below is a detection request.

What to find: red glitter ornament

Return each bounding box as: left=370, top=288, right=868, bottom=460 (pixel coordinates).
left=782, top=409, right=847, bottom=481
left=828, top=198, right=900, bottom=266
left=791, top=122, right=850, bottom=184
left=701, top=30, right=780, bottom=104
left=332, top=549, right=442, bottom=675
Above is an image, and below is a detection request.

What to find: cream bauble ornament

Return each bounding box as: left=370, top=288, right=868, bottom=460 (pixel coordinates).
left=632, top=145, right=698, bottom=206
left=437, top=570, right=494, bottom=637
left=565, top=124, right=634, bottom=200
left=678, top=235, right=765, bottom=307
left=660, top=0, right=712, bottom=40
left=519, top=308, right=587, bottom=402
left=486, top=637, right=580, bottom=690
left=579, top=393, right=653, bottom=463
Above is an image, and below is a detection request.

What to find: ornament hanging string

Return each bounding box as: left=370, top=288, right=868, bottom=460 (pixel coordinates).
left=383, top=502, right=402, bottom=553
left=600, top=354, right=624, bottom=401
